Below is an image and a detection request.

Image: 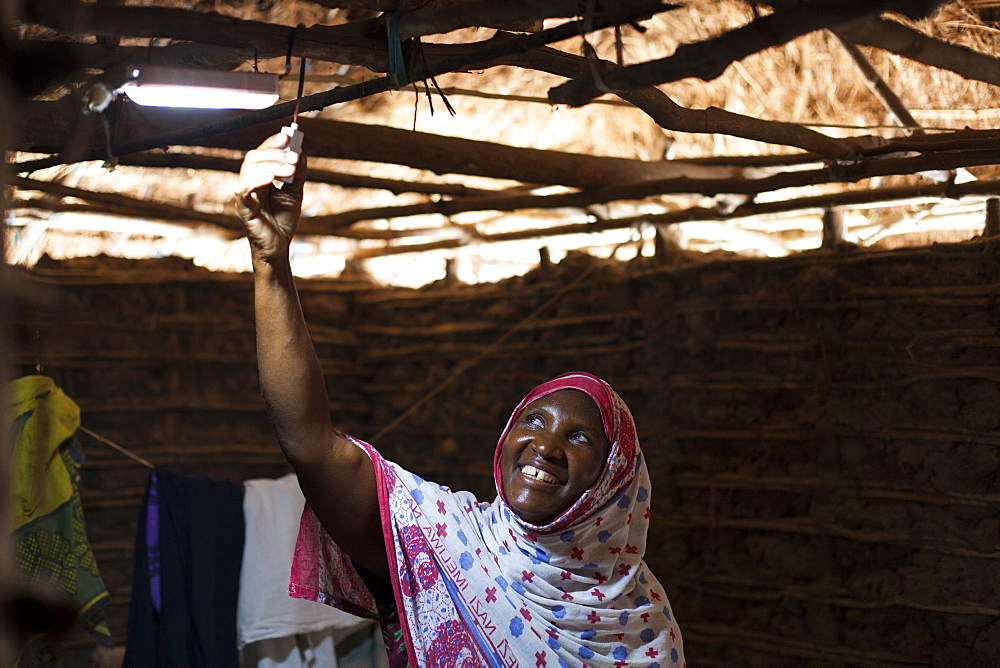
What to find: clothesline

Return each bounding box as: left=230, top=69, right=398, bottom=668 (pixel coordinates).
left=369, top=234, right=640, bottom=443
left=78, top=425, right=155, bottom=469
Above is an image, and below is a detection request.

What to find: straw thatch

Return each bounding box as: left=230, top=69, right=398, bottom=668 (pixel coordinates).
left=4, top=0, right=1000, bottom=282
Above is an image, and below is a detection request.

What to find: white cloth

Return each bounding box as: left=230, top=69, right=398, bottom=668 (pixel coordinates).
left=240, top=629, right=338, bottom=668
left=334, top=624, right=390, bottom=668
left=239, top=473, right=367, bottom=649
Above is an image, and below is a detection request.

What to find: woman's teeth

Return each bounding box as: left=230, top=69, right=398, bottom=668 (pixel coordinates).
left=521, top=465, right=559, bottom=484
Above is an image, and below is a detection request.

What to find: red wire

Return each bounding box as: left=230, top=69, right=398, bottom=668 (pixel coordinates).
left=293, top=57, right=305, bottom=124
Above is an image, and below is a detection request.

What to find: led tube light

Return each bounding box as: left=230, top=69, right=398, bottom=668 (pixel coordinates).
left=121, top=65, right=280, bottom=109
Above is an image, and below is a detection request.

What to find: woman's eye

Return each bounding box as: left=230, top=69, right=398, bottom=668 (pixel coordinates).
left=524, top=414, right=544, bottom=428
left=571, top=432, right=592, bottom=446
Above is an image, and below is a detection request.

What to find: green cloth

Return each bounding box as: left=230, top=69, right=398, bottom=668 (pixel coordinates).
left=10, top=375, right=112, bottom=656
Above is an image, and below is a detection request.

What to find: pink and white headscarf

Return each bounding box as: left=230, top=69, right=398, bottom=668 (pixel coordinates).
left=291, top=372, right=685, bottom=667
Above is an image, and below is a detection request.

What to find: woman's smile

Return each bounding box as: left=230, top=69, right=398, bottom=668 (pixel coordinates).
left=518, top=464, right=562, bottom=485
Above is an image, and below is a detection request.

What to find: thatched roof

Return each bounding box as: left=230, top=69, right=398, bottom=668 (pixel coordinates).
left=4, top=0, right=1000, bottom=285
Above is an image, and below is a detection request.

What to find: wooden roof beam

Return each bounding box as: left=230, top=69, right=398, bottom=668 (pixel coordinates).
left=393, top=0, right=670, bottom=39
left=485, top=42, right=860, bottom=159
left=348, top=178, right=1000, bottom=257
left=10, top=1, right=681, bottom=174
left=836, top=16, right=1000, bottom=88
left=830, top=33, right=922, bottom=133
left=115, top=153, right=499, bottom=198
left=548, top=0, right=947, bottom=107
left=12, top=176, right=1000, bottom=247
left=21, top=0, right=674, bottom=69
left=20, top=32, right=863, bottom=161
left=22, top=1, right=390, bottom=71
left=10, top=176, right=244, bottom=232
left=296, top=144, right=1000, bottom=231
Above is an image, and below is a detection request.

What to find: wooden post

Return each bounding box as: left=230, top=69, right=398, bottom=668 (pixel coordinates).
left=538, top=246, right=553, bottom=272
left=821, top=207, right=845, bottom=249
left=986, top=199, right=1000, bottom=238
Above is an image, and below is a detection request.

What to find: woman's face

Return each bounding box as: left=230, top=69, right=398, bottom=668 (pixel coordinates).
left=499, top=389, right=611, bottom=525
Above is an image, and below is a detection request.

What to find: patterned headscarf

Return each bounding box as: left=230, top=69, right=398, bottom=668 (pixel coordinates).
left=291, top=372, right=685, bottom=667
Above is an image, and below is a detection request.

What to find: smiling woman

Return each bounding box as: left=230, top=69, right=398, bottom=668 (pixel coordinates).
left=292, top=372, right=685, bottom=667
left=235, top=133, right=684, bottom=666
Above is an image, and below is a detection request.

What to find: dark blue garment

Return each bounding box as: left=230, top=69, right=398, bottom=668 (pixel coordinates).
left=124, top=468, right=245, bottom=667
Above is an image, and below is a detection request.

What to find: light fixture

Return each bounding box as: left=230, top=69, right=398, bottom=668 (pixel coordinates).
left=119, top=65, right=280, bottom=110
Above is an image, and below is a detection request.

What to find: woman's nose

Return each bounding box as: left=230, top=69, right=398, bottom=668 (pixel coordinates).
left=530, top=431, right=561, bottom=457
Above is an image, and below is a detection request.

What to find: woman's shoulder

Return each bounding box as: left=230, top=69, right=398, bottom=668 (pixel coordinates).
left=385, top=464, right=493, bottom=514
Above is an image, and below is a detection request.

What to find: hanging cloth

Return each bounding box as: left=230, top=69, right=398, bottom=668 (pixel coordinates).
left=124, top=467, right=245, bottom=667
left=9, top=375, right=112, bottom=657
left=239, top=473, right=369, bottom=649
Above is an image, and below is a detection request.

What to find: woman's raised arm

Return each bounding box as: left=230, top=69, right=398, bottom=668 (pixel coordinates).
left=235, top=133, right=388, bottom=578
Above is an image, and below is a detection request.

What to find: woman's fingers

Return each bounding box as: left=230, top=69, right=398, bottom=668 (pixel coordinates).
left=234, top=133, right=300, bottom=196
left=234, top=159, right=298, bottom=201
left=234, top=189, right=261, bottom=221
left=235, top=165, right=287, bottom=199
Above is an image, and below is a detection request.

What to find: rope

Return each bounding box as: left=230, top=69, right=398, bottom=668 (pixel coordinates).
left=370, top=236, right=640, bottom=443
left=78, top=425, right=154, bottom=469
left=386, top=0, right=409, bottom=88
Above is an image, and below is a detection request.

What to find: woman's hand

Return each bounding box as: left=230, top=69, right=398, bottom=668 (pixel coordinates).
left=234, top=132, right=307, bottom=263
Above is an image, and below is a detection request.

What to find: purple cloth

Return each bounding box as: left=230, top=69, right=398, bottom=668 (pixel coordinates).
left=146, top=469, right=161, bottom=614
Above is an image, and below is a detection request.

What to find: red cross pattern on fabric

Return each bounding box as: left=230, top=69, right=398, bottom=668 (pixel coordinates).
left=570, top=547, right=584, bottom=560
left=669, top=628, right=676, bottom=642
left=646, top=648, right=659, bottom=658
left=485, top=587, right=497, bottom=603
left=644, top=507, right=651, bottom=519
left=594, top=516, right=603, bottom=526
left=435, top=523, right=448, bottom=537
left=437, top=500, right=447, bottom=514
left=522, top=570, right=535, bottom=582
left=624, top=544, right=638, bottom=554
left=609, top=546, right=622, bottom=555
left=587, top=611, right=600, bottom=624
left=594, top=571, right=607, bottom=584
left=562, top=591, right=574, bottom=601
left=640, top=612, right=650, bottom=623
left=614, top=660, right=627, bottom=667
left=592, top=588, right=606, bottom=601
left=618, top=564, right=631, bottom=576
left=520, top=607, right=533, bottom=621
left=651, top=590, right=661, bottom=601
left=535, top=651, right=547, bottom=667
left=561, top=571, right=571, bottom=581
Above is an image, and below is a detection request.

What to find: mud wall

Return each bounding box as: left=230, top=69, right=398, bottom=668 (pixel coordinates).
left=12, top=240, right=1000, bottom=666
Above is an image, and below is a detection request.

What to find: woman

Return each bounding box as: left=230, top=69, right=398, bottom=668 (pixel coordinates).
left=235, top=133, right=685, bottom=666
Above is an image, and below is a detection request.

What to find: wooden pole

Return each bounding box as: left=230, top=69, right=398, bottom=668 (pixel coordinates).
left=821, top=207, right=845, bottom=249
left=548, top=0, right=944, bottom=107
left=986, top=199, right=1000, bottom=238
left=829, top=32, right=922, bottom=133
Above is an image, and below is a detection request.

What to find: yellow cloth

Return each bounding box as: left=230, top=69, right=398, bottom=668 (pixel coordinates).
left=9, top=375, right=112, bottom=652
left=10, top=375, right=80, bottom=529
